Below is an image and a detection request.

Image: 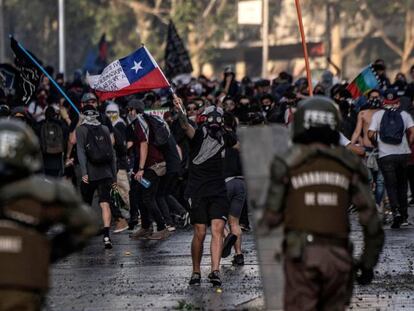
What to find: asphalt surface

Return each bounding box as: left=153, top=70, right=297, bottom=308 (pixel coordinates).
left=46, top=207, right=414, bottom=311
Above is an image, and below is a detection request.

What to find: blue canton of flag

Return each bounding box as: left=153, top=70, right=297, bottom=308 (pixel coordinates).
left=119, top=48, right=156, bottom=84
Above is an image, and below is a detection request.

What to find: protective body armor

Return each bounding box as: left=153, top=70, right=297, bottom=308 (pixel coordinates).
left=265, top=144, right=383, bottom=269
left=0, top=176, right=98, bottom=291
left=284, top=155, right=353, bottom=238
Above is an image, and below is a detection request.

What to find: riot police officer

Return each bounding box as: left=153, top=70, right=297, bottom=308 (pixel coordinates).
left=260, top=96, right=384, bottom=311
left=0, top=119, right=98, bottom=311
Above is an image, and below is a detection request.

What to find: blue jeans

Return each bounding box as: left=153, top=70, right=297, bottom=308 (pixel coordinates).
left=368, top=168, right=385, bottom=205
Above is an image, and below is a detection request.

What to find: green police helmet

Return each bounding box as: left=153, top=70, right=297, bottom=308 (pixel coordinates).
left=0, top=119, right=42, bottom=180
left=292, top=96, right=341, bottom=143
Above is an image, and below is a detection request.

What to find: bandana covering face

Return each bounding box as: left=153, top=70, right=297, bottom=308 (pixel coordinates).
left=81, top=109, right=100, bottom=126
left=105, top=102, right=125, bottom=126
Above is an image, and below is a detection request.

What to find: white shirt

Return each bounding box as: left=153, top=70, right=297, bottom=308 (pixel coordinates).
left=368, top=110, right=414, bottom=158
left=339, top=132, right=351, bottom=147
left=28, top=101, right=46, bottom=122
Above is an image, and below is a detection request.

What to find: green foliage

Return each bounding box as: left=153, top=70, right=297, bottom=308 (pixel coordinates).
left=4, top=0, right=137, bottom=75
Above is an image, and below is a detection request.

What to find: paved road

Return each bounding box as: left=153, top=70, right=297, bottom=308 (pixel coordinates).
left=46, top=207, right=414, bottom=310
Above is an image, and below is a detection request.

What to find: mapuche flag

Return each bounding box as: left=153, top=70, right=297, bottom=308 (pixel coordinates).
left=10, top=36, right=43, bottom=105
left=87, top=46, right=170, bottom=101
left=346, top=65, right=380, bottom=99
left=164, top=20, right=193, bottom=79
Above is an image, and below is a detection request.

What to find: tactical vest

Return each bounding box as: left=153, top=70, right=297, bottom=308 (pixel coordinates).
left=0, top=199, right=51, bottom=291
left=284, top=156, right=353, bottom=238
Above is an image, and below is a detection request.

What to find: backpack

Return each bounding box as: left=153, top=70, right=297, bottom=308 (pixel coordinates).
left=40, top=121, right=64, bottom=154
left=85, top=125, right=113, bottom=164
left=143, top=114, right=170, bottom=146
left=379, top=109, right=405, bottom=145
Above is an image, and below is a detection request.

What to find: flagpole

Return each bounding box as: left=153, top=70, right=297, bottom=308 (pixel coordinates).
left=11, top=36, right=80, bottom=115
left=294, top=0, right=313, bottom=96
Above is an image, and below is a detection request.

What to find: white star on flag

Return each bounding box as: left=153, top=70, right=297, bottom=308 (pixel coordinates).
left=131, top=60, right=143, bottom=73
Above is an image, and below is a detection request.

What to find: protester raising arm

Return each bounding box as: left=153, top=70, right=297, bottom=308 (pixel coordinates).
left=173, top=96, right=195, bottom=139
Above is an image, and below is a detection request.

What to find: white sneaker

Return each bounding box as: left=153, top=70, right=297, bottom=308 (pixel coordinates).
left=182, top=212, right=190, bottom=227
left=166, top=225, right=176, bottom=232
left=401, top=221, right=410, bottom=227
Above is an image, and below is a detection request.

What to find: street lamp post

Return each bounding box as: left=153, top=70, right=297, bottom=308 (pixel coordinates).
left=0, top=0, right=5, bottom=63
left=261, top=0, right=269, bottom=78
left=58, top=0, right=65, bottom=76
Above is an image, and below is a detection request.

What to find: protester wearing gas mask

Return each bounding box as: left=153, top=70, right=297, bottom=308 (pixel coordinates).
left=173, top=96, right=237, bottom=287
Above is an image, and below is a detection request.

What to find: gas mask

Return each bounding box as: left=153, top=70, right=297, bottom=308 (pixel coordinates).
left=204, top=111, right=224, bottom=140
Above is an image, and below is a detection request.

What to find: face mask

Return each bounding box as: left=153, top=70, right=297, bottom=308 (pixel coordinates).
left=106, top=111, right=119, bottom=123
left=205, top=113, right=223, bottom=139
left=368, top=98, right=382, bottom=109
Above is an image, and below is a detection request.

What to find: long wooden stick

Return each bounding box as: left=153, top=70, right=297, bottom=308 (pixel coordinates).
left=294, top=0, right=313, bottom=96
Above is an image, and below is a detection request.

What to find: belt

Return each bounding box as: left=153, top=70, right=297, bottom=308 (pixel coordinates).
left=225, top=176, right=244, bottom=183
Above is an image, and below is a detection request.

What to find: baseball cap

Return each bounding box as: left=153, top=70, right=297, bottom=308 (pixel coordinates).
left=383, top=88, right=399, bottom=105
left=81, top=92, right=97, bottom=102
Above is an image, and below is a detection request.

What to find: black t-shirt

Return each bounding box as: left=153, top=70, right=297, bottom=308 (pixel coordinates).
left=113, top=122, right=128, bottom=170
left=223, top=132, right=243, bottom=178
left=185, top=128, right=234, bottom=198
left=159, top=135, right=182, bottom=174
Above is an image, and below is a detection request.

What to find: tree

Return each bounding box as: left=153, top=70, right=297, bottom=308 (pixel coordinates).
left=363, top=0, right=414, bottom=73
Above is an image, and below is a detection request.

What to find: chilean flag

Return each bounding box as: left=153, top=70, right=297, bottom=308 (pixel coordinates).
left=87, top=46, right=170, bottom=101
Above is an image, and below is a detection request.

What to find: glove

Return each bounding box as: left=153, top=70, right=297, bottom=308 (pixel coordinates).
left=355, top=262, right=374, bottom=285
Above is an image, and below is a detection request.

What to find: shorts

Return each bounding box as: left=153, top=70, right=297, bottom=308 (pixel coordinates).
left=81, top=178, right=112, bottom=204
left=226, top=178, right=246, bottom=218
left=189, top=195, right=229, bottom=225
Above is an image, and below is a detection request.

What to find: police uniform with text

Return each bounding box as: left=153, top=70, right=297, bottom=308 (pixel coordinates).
left=0, top=120, right=98, bottom=311
left=261, top=97, right=384, bottom=311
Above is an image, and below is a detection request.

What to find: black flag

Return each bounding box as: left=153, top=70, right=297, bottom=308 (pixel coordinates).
left=0, top=63, right=18, bottom=96
left=10, top=36, right=43, bottom=105
left=164, top=20, right=193, bottom=79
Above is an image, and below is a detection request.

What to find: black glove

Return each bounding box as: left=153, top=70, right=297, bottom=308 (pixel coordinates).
left=355, top=262, right=374, bottom=285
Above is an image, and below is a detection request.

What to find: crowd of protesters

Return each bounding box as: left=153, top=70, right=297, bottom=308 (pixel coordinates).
left=1, top=58, right=414, bottom=284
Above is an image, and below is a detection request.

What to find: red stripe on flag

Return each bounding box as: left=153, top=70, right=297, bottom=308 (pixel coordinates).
left=346, top=82, right=362, bottom=99
left=96, top=68, right=169, bottom=101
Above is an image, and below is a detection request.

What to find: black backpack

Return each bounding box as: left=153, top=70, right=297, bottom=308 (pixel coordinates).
left=85, top=125, right=113, bottom=164
left=379, top=109, right=405, bottom=145
left=40, top=121, right=64, bottom=154
left=143, top=114, right=170, bottom=146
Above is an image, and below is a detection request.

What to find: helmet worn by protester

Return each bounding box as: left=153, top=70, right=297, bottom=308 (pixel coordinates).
left=292, top=96, right=341, bottom=145
left=0, top=119, right=42, bottom=183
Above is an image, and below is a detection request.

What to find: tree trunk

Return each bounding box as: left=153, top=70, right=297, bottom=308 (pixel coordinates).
left=187, top=24, right=200, bottom=76
left=330, top=4, right=343, bottom=72
left=400, top=0, right=414, bottom=73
